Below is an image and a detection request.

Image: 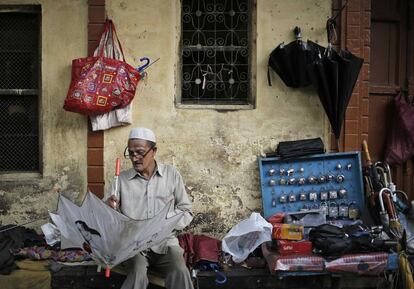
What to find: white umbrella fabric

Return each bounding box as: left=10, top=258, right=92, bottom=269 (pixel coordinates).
left=50, top=191, right=189, bottom=269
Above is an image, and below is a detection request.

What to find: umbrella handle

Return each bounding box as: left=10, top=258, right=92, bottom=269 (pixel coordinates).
left=105, top=267, right=111, bottom=278
left=362, top=140, right=372, bottom=166
left=214, top=269, right=227, bottom=285
left=114, top=158, right=121, bottom=198
left=137, top=57, right=150, bottom=72
left=293, top=26, right=301, bottom=40
left=379, top=188, right=391, bottom=212
left=326, top=18, right=337, bottom=44
left=115, top=158, right=120, bottom=176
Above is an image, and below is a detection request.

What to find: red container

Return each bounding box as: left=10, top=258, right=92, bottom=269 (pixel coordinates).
left=272, top=223, right=304, bottom=240
left=277, top=240, right=313, bottom=256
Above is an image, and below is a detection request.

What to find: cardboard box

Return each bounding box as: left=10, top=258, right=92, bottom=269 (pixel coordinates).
left=272, top=223, right=304, bottom=241
left=277, top=240, right=313, bottom=256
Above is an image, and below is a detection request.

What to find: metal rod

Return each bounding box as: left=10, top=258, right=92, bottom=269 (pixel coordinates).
left=140, top=57, right=160, bottom=72
left=0, top=216, right=48, bottom=233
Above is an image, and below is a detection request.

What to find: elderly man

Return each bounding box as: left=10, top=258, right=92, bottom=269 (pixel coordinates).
left=105, top=127, right=194, bottom=289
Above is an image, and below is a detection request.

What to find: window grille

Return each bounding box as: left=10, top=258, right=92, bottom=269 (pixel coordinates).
left=181, top=0, right=251, bottom=105
left=0, top=6, right=40, bottom=172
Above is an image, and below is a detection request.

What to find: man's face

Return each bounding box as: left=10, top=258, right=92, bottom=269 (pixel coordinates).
left=127, top=139, right=156, bottom=173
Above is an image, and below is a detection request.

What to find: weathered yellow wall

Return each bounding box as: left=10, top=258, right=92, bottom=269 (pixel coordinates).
left=0, top=0, right=88, bottom=227
left=104, top=0, right=331, bottom=237
left=0, top=0, right=331, bottom=236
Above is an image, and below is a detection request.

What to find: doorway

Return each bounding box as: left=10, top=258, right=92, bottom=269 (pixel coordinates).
left=369, top=0, right=413, bottom=198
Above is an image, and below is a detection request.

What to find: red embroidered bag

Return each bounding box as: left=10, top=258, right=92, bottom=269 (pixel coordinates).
left=63, top=20, right=141, bottom=116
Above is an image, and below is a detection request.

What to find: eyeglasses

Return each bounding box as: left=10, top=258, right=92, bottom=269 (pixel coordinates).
left=124, top=146, right=154, bottom=159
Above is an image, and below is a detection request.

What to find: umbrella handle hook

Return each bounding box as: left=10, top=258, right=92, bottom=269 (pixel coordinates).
left=293, top=26, right=301, bottom=41
left=207, top=263, right=227, bottom=284
left=326, top=18, right=337, bottom=45
left=214, top=269, right=227, bottom=284
left=137, top=57, right=150, bottom=72
left=379, top=188, right=392, bottom=213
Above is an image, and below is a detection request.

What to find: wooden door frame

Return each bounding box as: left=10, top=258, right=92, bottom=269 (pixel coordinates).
left=332, top=0, right=414, bottom=151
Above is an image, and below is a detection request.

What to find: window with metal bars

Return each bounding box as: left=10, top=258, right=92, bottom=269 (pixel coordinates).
left=0, top=6, right=40, bottom=172
left=181, top=0, right=252, bottom=105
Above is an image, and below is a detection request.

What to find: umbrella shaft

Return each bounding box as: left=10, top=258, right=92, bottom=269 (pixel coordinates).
left=113, top=175, right=119, bottom=199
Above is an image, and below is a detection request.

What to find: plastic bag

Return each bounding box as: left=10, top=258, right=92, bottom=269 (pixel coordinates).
left=221, top=212, right=272, bottom=263
left=41, top=223, right=60, bottom=246
left=90, top=104, right=132, bottom=131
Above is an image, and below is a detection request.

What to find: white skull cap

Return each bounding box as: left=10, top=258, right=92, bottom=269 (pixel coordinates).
left=128, top=127, right=156, bottom=143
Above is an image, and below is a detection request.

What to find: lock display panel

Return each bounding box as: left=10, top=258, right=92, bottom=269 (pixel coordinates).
left=258, top=152, right=364, bottom=220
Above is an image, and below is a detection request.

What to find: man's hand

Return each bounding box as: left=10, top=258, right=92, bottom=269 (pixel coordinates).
left=106, top=195, right=119, bottom=209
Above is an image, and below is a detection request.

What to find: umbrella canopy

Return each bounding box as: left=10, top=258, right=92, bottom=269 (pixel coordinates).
left=268, top=26, right=325, bottom=88
left=50, top=191, right=191, bottom=269
left=309, top=19, right=363, bottom=143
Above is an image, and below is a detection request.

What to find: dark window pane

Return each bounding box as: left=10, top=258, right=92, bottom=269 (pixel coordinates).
left=0, top=12, right=39, bottom=89
left=181, top=0, right=250, bottom=104
left=0, top=95, right=39, bottom=171
left=0, top=6, right=40, bottom=172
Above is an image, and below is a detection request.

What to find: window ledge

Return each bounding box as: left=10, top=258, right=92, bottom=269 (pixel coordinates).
left=0, top=172, right=42, bottom=181
left=176, top=103, right=255, bottom=111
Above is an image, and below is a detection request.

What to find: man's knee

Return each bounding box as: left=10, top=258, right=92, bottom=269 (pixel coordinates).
left=167, top=246, right=187, bottom=269
left=132, top=253, right=149, bottom=275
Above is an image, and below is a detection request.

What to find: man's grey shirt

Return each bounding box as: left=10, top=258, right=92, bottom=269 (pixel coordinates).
left=105, top=163, right=193, bottom=254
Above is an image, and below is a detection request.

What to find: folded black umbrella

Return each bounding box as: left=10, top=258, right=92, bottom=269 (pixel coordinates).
left=266, top=137, right=325, bottom=159
left=268, top=26, right=325, bottom=88
left=309, top=19, right=363, bottom=145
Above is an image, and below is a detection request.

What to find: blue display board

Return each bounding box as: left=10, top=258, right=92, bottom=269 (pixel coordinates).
left=258, top=152, right=365, bottom=220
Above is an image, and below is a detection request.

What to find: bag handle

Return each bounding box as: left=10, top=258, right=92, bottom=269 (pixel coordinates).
left=109, top=20, right=126, bottom=61
left=94, top=19, right=126, bottom=61
left=95, top=20, right=110, bottom=57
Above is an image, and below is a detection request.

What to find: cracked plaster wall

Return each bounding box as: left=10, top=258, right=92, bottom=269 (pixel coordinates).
left=0, top=0, right=88, bottom=228
left=104, top=0, right=331, bottom=238
left=0, top=0, right=331, bottom=237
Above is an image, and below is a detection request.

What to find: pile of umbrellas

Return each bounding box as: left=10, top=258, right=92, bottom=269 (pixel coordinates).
left=362, top=140, right=406, bottom=240
left=268, top=19, right=363, bottom=147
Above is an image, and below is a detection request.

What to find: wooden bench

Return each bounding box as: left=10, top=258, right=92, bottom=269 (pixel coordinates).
left=51, top=265, right=166, bottom=289
left=195, top=268, right=396, bottom=289
left=51, top=264, right=396, bottom=289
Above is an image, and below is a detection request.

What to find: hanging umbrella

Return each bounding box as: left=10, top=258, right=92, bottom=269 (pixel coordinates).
left=268, top=26, right=325, bottom=87
left=49, top=192, right=191, bottom=271
left=309, top=19, right=363, bottom=146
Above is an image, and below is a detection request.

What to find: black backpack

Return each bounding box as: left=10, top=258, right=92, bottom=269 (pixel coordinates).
left=308, top=224, right=353, bottom=257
